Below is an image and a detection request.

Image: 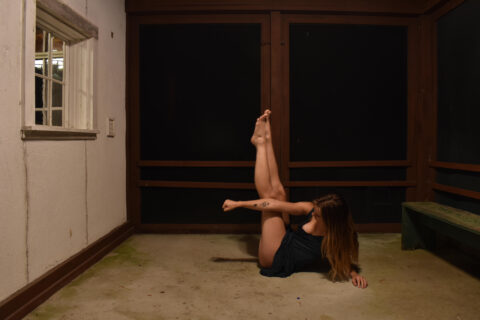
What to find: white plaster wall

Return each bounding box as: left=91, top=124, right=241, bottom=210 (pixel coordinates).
left=85, top=0, right=127, bottom=244
left=0, top=0, right=29, bottom=303
left=0, top=0, right=126, bottom=302
left=26, top=141, right=88, bottom=281
left=25, top=0, right=127, bottom=283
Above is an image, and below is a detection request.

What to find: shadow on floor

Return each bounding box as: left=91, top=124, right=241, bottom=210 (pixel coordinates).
left=210, top=257, right=258, bottom=263
left=210, top=235, right=260, bottom=263
left=237, top=234, right=259, bottom=257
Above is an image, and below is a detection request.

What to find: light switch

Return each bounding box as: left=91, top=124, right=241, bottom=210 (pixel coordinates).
left=107, top=117, right=115, bottom=137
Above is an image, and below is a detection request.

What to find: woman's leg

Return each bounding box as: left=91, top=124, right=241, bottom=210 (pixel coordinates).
left=252, top=112, right=286, bottom=268
left=264, top=111, right=289, bottom=225
left=251, top=116, right=272, bottom=198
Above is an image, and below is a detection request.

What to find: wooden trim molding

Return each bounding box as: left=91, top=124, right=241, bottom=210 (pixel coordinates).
left=0, top=223, right=134, bottom=320
left=138, top=161, right=255, bottom=167
left=430, top=161, right=480, bottom=173
left=138, top=181, right=256, bottom=189
left=289, top=161, right=412, bottom=168
left=432, top=183, right=480, bottom=201
left=285, top=181, right=416, bottom=187
left=125, top=0, right=429, bottom=15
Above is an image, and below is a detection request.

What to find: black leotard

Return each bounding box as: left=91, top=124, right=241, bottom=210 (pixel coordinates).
left=260, top=210, right=328, bottom=277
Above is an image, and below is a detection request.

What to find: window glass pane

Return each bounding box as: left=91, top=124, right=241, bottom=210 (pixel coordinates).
left=52, top=37, right=64, bottom=81
left=35, top=58, right=48, bottom=76
left=52, top=37, right=63, bottom=51
left=52, top=58, right=64, bottom=81
left=52, top=110, right=62, bottom=126
left=139, top=24, right=261, bottom=161
left=35, top=28, right=46, bottom=53
left=35, top=111, right=45, bottom=125
left=35, top=59, right=45, bottom=75
left=52, top=82, right=62, bottom=107
left=35, top=27, right=45, bottom=53
left=290, top=24, right=407, bottom=161
left=35, top=77, right=48, bottom=109
left=35, top=29, right=49, bottom=76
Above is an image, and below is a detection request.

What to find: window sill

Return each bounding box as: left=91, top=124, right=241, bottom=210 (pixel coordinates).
left=22, top=126, right=99, bottom=140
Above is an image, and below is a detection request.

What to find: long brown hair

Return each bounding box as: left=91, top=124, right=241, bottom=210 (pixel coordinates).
left=313, top=193, right=359, bottom=281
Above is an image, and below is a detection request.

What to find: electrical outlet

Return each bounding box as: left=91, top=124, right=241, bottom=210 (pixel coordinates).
left=107, top=117, right=115, bottom=137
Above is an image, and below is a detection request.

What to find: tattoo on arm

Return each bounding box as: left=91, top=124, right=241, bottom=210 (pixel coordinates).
left=253, top=204, right=257, bottom=207
left=261, top=201, right=269, bottom=208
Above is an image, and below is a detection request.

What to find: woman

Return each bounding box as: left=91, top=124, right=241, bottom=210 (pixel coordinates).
left=222, top=110, right=367, bottom=288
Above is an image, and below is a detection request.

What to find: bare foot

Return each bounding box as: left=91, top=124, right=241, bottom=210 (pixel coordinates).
left=250, top=117, right=266, bottom=146
left=264, top=110, right=272, bottom=141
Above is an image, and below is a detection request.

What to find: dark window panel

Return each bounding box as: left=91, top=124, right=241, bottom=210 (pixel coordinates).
left=139, top=24, right=261, bottom=161
left=141, top=167, right=254, bottom=182
left=141, top=188, right=260, bottom=224
left=437, top=0, right=480, bottom=164
left=289, top=187, right=405, bottom=223
left=290, top=167, right=406, bottom=181
left=436, top=169, right=480, bottom=193
left=435, top=192, right=480, bottom=216
left=290, top=24, right=407, bottom=161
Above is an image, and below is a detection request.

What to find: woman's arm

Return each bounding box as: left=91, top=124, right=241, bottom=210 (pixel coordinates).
left=222, top=198, right=313, bottom=216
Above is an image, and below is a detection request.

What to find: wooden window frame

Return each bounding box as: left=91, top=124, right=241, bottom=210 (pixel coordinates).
left=429, top=0, right=480, bottom=202
left=126, top=10, right=446, bottom=233
left=127, top=14, right=271, bottom=231
left=277, top=15, right=419, bottom=202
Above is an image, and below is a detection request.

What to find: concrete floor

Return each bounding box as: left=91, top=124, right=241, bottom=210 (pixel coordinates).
left=25, top=234, right=480, bottom=320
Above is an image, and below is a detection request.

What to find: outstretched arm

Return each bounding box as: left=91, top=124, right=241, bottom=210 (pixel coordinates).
left=222, top=199, right=313, bottom=216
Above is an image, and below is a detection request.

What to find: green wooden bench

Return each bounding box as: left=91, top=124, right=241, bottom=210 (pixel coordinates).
left=402, top=202, right=480, bottom=251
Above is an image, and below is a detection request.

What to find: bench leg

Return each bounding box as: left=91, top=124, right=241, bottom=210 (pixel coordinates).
left=402, top=207, right=436, bottom=250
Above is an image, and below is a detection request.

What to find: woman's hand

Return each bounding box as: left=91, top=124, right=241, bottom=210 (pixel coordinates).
left=222, top=199, right=238, bottom=212
left=351, top=272, right=368, bottom=289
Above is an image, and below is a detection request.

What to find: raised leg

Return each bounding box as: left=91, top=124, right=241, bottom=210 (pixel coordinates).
left=252, top=111, right=286, bottom=268
left=264, top=111, right=289, bottom=225
left=251, top=116, right=272, bottom=198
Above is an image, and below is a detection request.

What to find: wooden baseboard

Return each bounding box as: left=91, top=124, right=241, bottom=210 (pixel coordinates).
left=0, top=222, right=135, bottom=320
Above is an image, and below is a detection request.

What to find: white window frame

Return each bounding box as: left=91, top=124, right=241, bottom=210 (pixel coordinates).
left=22, top=0, right=99, bottom=140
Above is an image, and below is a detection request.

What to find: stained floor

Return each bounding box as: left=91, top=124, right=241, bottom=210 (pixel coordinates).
left=25, top=234, right=480, bottom=320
